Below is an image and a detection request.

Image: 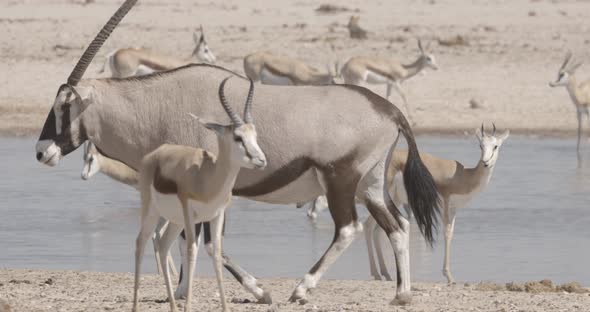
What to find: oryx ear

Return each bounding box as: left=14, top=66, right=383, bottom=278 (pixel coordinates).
left=497, top=130, right=510, bottom=143
left=187, top=113, right=227, bottom=135
left=193, top=31, right=201, bottom=43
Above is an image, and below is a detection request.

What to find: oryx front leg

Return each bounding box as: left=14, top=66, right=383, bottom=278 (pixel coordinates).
left=289, top=178, right=362, bottom=303
left=210, top=210, right=229, bottom=311
left=442, top=203, right=457, bottom=284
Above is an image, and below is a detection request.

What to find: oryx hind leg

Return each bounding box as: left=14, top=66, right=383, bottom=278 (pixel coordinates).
left=356, top=157, right=412, bottom=305
left=289, top=173, right=363, bottom=303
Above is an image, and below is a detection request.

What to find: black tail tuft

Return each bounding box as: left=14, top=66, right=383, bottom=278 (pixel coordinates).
left=400, top=129, right=440, bottom=246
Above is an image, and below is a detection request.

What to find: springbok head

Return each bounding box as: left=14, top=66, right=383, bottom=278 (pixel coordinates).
left=192, top=25, right=216, bottom=64
left=475, top=123, right=510, bottom=168
left=81, top=142, right=100, bottom=180
left=550, top=51, right=583, bottom=88
left=36, top=0, right=137, bottom=167
left=417, top=39, right=438, bottom=71
left=188, top=77, right=267, bottom=169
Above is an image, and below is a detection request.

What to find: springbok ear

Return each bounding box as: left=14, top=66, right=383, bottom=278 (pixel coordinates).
left=187, top=113, right=227, bottom=135
left=497, top=130, right=510, bottom=143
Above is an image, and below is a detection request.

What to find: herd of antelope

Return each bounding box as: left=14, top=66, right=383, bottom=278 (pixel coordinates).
left=33, top=0, right=589, bottom=311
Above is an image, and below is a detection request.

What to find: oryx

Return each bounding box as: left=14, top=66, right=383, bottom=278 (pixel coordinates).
left=35, top=0, right=439, bottom=305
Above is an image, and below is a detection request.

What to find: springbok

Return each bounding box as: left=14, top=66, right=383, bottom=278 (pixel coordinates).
left=82, top=142, right=267, bottom=303
left=340, top=40, right=437, bottom=119
left=549, top=51, right=590, bottom=167
left=35, top=0, right=439, bottom=305
left=347, top=15, right=368, bottom=40
left=307, top=124, right=509, bottom=284
left=243, top=51, right=339, bottom=85
left=133, top=77, right=266, bottom=312
left=81, top=142, right=178, bottom=277
left=99, top=25, right=216, bottom=78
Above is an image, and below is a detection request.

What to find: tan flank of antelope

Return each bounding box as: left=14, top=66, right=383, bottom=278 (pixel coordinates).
left=99, top=25, right=216, bottom=78
left=243, top=51, right=338, bottom=85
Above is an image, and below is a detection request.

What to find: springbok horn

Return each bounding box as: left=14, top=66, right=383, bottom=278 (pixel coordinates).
left=218, top=76, right=244, bottom=126
left=559, top=51, right=573, bottom=73
left=67, top=0, right=138, bottom=86
left=492, top=123, right=497, bottom=135
left=481, top=123, right=484, bottom=137
left=418, top=39, right=424, bottom=54
left=199, top=24, right=205, bottom=42
left=243, top=78, right=255, bottom=124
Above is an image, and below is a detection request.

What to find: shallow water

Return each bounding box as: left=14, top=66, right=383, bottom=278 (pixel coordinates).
left=1, top=136, right=589, bottom=285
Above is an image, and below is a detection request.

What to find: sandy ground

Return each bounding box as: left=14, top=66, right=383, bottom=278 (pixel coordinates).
left=0, top=269, right=588, bottom=312
left=1, top=0, right=590, bottom=137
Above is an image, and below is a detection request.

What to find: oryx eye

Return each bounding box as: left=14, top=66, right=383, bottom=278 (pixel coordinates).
left=493, top=146, right=498, bottom=150
left=234, top=136, right=243, bottom=143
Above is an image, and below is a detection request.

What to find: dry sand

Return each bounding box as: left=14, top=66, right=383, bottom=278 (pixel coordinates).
left=1, top=269, right=589, bottom=312
left=1, top=0, right=590, bottom=137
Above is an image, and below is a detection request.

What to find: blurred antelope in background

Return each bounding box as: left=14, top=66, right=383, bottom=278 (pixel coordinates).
left=99, top=26, right=216, bottom=78
left=243, top=51, right=339, bottom=85
left=348, top=15, right=368, bottom=39
left=341, top=39, right=438, bottom=121
left=549, top=51, right=590, bottom=167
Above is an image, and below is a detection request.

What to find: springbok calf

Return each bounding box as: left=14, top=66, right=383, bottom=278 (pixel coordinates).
left=308, top=124, right=509, bottom=284
left=133, top=77, right=266, bottom=312
left=81, top=142, right=177, bottom=277
left=243, top=51, right=338, bottom=85
left=340, top=40, right=437, bottom=119
left=99, top=26, right=216, bottom=78
left=549, top=51, right=590, bottom=167
left=36, top=0, right=439, bottom=305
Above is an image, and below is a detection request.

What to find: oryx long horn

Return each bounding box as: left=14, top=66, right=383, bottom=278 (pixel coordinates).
left=243, top=78, right=255, bottom=124
left=218, top=76, right=244, bottom=126
left=492, top=122, right=497, bottom=135
left=559, top=51, right=573, bottom=73
left=418, top=38, right=424, bottom=54
left=481, top=123, right=484, bottom=136
left=67, top=0, right=138, bottom=86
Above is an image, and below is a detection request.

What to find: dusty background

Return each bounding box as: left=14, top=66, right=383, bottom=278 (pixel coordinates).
left=1, top=0, right=590, bottom=136
left=1, top=269, right=589, bottom=312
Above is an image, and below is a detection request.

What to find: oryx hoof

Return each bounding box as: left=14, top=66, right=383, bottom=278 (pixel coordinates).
left=382, top=274, right=394, bottom=282
left=257, top=290, right=273, bottom=304
left=390, top=292, right=412, bottom=306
